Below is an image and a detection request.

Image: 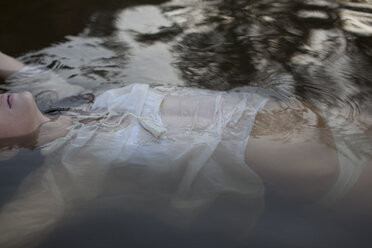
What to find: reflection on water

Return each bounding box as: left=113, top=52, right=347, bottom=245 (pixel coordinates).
left=1, top=0, right=372, bottom=247
left=114, top=5, right=184, bottom=85
left=6, top=0, right=371, bottom=112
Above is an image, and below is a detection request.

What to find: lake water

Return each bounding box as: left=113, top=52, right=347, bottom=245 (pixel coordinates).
left=1, top=0, right=372, bottom=247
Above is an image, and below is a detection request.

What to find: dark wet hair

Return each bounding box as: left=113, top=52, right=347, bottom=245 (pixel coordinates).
left=35, top=91, right=95, bottom=115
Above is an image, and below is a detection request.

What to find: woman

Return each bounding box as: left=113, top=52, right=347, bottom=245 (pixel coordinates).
left=0, top=51, right=370, bottom=247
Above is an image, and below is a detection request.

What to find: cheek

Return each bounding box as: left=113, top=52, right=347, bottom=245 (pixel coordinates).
left=16, top=105, right=41, bottom=132
left=0, top=100, right=41, bottom=138
left=0, top=112, right=19, bottom=137
left=14, top=92, right=41, bottom=120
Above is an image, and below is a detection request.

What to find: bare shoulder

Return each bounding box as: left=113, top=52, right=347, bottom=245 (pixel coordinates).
left=245, top=100, right=339, bottom=202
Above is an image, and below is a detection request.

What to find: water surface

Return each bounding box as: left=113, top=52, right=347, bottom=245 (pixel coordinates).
left=1, top=0, right=372, bottom=247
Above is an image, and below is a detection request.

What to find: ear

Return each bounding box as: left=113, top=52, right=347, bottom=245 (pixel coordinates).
left=0, top=148, right=19, bottom=161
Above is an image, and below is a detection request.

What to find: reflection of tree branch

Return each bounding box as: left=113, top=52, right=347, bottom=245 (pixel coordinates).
left=133, top=25, right=183, bottom=44
left=163, top=0, right=372, bottom=111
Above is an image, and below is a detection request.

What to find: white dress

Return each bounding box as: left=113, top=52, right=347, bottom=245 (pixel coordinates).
left=3, top=66, right=272, bottom=245
left=44, top=83, right=269, bottom=234
left=4, top=65, right=368, bottom=247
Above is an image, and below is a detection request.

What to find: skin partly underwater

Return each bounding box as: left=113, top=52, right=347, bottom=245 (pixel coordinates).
left=0, top=0, right=372, bottom=247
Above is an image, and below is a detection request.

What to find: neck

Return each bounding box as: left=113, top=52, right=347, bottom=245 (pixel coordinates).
left=37, top=115, right=73, bottom=146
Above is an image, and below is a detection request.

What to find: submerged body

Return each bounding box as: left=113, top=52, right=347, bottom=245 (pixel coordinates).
left=1, top=74, right=272, bottom=246
left=0, top=54, right=370, bottom=247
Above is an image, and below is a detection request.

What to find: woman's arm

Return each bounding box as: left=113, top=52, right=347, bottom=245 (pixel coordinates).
left=0, top=51, right=25, bottom=79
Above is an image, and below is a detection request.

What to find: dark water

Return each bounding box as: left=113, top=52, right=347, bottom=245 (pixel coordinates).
left=1, top=0, right=372, bottom=247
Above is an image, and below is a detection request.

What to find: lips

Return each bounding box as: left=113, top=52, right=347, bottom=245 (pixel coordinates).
left=1, top=93, right=13, bottom=109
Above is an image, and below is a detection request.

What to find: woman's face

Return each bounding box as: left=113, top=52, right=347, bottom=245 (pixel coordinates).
left=0, top=92, right=49, bottom=138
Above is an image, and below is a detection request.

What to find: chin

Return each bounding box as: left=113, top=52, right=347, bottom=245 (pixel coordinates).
left=13, top=92, right=37, bottom=110
left=19, top=91, right=34, bottom=102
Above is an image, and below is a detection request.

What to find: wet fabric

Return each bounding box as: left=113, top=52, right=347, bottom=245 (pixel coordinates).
left=40, top=83, right=269, bottom=234
left=319, top=108, right=370, bottom=206
left=1, top=67, right=271, bottom=246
